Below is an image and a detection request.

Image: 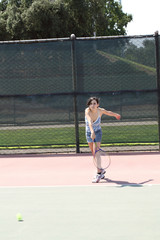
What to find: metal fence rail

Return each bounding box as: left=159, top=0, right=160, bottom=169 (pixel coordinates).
left=0, top=33, right=159, bottom=153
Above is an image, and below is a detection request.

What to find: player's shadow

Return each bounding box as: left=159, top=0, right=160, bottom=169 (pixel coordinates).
left=102, top=178, right=153, bottom=187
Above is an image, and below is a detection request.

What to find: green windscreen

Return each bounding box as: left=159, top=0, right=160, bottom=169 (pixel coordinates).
left=0, top=35, right=159, bottom=151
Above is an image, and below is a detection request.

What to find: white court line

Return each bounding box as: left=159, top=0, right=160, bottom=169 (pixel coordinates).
left=0, top=183, right=159, bottom=188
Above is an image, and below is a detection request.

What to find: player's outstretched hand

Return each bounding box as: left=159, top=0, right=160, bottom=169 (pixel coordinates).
left=115, top=114, right=121, bottom=120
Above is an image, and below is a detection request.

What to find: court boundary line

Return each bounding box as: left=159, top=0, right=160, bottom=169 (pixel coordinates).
left=0, top=183, right=159, bottom=188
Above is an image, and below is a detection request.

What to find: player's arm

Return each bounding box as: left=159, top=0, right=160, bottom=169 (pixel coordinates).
left=99, top=108, right=121, bottom=120
left=85, top=108, right=95, bottom=140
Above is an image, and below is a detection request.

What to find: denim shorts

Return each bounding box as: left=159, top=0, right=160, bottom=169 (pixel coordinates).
left=86, top=129, right=102, bottom=143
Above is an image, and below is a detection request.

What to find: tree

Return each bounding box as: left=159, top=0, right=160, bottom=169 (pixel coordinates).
left=0, top=0, right=8, bottom=11
left=0, top=0, right=132, bottom=40
left=5, top=4, right=24, bottom=39
left=0, top=0, right=33, bottom=40
left=22, top=0, right=60, bottom=39
left=64, top=0, right=132, bottom=37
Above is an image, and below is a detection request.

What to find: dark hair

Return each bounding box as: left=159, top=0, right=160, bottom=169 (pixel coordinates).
left=86, top=97, right=100, bottom=106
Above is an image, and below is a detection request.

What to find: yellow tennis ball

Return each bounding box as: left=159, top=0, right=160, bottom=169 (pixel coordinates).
left=16, top=213, right=22, bottom=221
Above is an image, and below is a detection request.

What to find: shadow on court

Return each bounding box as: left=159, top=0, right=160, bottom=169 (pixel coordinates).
left=101, top=178, right=154, bottom=187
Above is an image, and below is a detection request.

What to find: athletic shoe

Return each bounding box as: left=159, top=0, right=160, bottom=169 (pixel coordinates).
left=101, top=174, right=105, bottom=179
left=92, top=174, right=102, bottom=183
left=92, top=168, right=106, bottom=183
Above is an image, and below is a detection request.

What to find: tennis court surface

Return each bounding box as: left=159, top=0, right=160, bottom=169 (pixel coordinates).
left=0, top=152, right=160, bottom=240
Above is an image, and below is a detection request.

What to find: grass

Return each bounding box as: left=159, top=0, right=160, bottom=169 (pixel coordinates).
left=0, top=124, right=158, bottom=150
left=97, top=50, right=156, bottom=75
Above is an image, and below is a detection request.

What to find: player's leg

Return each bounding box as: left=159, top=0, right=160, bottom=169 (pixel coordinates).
left=89, top=141, right=105, bottom=183
left=86, top=131, right=105, bottom=182
left=88, top=142, right=94, bottom=155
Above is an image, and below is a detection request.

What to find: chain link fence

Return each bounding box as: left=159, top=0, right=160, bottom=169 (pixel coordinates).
left=0, top=33, right=159, bottom=154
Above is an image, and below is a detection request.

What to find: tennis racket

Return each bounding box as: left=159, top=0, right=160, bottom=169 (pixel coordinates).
left=93, top=140, right=111, bottom=170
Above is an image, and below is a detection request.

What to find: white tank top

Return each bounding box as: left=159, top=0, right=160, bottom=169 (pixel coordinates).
left=85, top=112, right=101, bottom=133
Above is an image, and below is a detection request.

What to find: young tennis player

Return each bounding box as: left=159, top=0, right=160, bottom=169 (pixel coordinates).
left=85, top=97, right=121, bottom=183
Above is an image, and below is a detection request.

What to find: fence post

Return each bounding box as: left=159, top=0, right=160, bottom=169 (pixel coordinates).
left=155, top=31, right=160, bottom=151
left=71, top=34, right=80, bottom=153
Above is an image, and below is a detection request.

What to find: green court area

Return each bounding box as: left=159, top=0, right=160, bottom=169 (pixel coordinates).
left=0, top=124, right=158, bottom=149
left=0, top=185, right=160, bottom=240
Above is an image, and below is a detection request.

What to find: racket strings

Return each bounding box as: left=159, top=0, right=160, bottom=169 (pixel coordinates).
left=94, top=149, right=111, bottom=170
